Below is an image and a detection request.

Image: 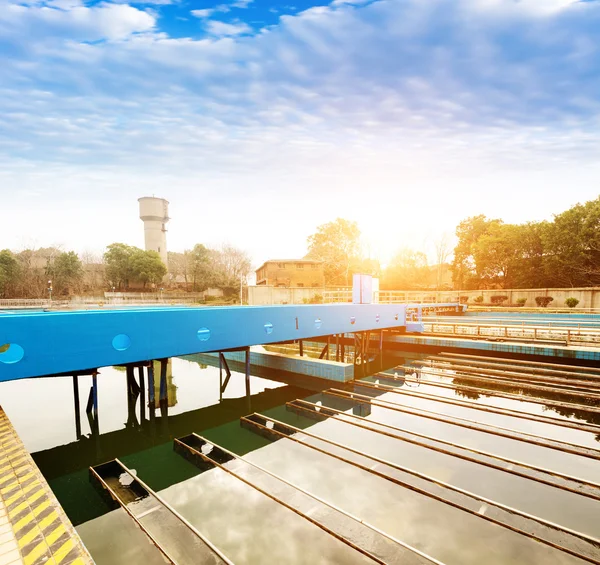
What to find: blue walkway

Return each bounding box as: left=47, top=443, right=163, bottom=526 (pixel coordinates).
left=0, top=303, right=440, bottom=381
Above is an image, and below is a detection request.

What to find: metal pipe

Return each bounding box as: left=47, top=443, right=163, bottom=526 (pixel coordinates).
left=241, top=414, right=600, bottom=564
left=331, top=385, right=600, bottom=461
left=421, top=354, right=600, bottom=383
left=414, top=359, right=600, bottom=389
left=187, top=433, right=442, bottom=565
left=73, top=375, right=81, bottom=440
left=397, top=366, right=600, bottom=400
left=388, top=369, right=600, bottom=415
left=367, top=374, right=600, bottom=435
left=444, top=352, right=600, bottom=375
left=91, top=460, right=234, bottom=564
left=417, top=366, right=600, bottom=396
left=89, top=467, right=180, bottom=565
left=174, top=438, right=403, bottom=565
left=290, top=395, right=600, bottom=496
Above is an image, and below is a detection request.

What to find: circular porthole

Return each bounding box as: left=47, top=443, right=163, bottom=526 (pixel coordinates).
left=0, top=344, right=24, bottom=364
left=112, top=334, right=131, bottom=352
left=197, top=328, right=211, bottom=341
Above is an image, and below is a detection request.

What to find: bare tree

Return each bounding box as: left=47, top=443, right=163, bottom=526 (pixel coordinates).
left=434, top=233, right=453, bottom=290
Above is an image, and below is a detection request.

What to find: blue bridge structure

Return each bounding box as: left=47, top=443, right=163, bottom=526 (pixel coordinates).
left=0, top=303, right=465, bottom=382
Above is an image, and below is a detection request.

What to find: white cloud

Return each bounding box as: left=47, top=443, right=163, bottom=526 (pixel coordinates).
left=2, top=0, right=600, bottom=259
left=0, top=1, right=155, bottom=41
left=205, top=19, right=251, bottom=36
left=191, top=8, right=214, bottom=18
left=232, top=0, right=254, bottom=7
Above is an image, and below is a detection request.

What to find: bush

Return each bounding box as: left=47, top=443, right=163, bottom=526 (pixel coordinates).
left=490, top=295, right=508, bottom=305
left=474, top=295, right=484, bottom=303
left=459, top=296, right=469, bottom=304
left=535, top=296, right=554, bottom=308
left=516, top=298, right=527, bottom=306
left=565, top=297, right=579, bottom=309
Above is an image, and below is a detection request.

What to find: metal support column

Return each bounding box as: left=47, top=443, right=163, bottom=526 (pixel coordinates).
left=219, top=353, right=232, bottom=396
left=73, top=375, right=81, bottom=440
left=299, top=340, right=304, bottom=357
left=326, top=336, right=330, bottom=360
left=245, top=347, right=251, bottom=413
left=336, top=334, right=340, bottom=362
left=245, top=347, right=251, bottom=397
left=148, top=363, right=155, bottom=410
left=138, top=366, right=146, bottom=424
left=159, top=359, right=168, bottom=402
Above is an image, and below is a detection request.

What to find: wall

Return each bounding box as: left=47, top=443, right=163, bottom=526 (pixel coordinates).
left=248, top=285, right=325, bottom=305
left=457, top=287, right=600, bottom=309
left=257, top=262, right=325, bottom=287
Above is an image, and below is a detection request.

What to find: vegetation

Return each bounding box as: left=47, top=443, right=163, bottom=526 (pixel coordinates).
left=565, top=297, right=580, bottom=308
left=490, top=295, right=508, bottom=305
left=306, top=218, right=363, bottom=286
left=451, top=196, right=600, bottom=289
left=474, top=295, right=484, bottom=303
left=168, top=244, right=251, bottom=292
left=104, top=244, right=166, bottom=290
left=516, top=298, right=527, bottom=306
left=535, top=296, right=554, bottom=308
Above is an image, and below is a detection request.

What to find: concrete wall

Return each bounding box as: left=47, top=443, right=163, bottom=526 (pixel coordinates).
left=249, top=284, right=600, bottom=309
left=256, top=261, right=325, bottom=287
left=248, top=285, right=325, bottom=305
left=457, top=287, right=600, bottom=309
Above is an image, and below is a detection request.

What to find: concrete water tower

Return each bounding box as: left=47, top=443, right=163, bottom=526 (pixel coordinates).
left=138, top=197, right=169, bottom=267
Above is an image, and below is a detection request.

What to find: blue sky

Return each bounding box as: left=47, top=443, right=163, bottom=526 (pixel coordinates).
left=1, top=0, right=600, bottom=266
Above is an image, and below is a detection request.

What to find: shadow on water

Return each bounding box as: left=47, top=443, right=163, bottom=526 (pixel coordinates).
left=27, top=351, right=400, bottom=526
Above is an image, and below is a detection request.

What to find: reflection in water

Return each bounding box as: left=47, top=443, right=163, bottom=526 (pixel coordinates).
left=1, top=350, right=599, bottom=565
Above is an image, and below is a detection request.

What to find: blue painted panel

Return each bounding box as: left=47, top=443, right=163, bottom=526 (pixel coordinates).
left=0, top=304, right=412, bottom=381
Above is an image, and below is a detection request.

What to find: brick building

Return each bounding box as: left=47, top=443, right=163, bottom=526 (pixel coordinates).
left=255, top=259, right=325, bottom=287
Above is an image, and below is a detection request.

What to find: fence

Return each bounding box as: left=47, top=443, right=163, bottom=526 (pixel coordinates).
left=423, top=320, right=600, bottom=345
left=249, top=285, right=600, bottom=309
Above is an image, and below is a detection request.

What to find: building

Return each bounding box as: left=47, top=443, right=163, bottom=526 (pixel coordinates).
left=255, top=259, right=325, bottom=288
left=138, top=197, right=169, bottom=267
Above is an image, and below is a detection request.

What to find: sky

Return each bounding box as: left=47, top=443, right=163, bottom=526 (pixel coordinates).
left=2, top=0, right=600, bottom=268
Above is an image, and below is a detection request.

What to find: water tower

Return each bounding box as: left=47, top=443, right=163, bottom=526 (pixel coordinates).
left=138, top=197, right=169, bottom=267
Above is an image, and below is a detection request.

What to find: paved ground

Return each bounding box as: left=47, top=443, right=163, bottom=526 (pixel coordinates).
left=0, top=408, right=94, bottom=565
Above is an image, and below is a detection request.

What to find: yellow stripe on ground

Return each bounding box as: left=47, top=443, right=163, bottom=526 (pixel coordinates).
left=4, top=481, right=40, bottom=507
left=18, top=525, right=43, bottom=549
left=53, top=538, right=75, bottom=564
left=22, top=523, right=65, bottom=564
left=2, top=471, right=34, bottom=494
left=36, top=511, right=59, bottom=535
left=13, top=499, right=52, bottom=536
left=23, top=539, right=50, bottom=565
left=46, top=523, right=66, bottom=547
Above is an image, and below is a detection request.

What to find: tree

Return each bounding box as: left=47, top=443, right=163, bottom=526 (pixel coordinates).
left=472, top=223, right=524, bottom=288
left=383, top=248, right=430, bottom=289
left=52, top=251, right=83, bottom=296
left=104, top=243, right=136, bottom=289
left=131, top=249, right=167, bottom=288
left=168, top=251, right=190, bottom=287
left=212, top=244, right=252, bottom=290
left=306, top=218, right=362, bottom=286
left=188, top=244, right=213, bottom=291
left=434, top=233, right=452, bottom=289
left=0, top=250, right=19, bottom=298
left=542, top=196, right=600, bottom=286
left=451, top=215, right=501, bottom=289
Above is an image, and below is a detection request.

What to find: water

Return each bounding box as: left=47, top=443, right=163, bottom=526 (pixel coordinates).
left=0, top=353, right=598, bottom=564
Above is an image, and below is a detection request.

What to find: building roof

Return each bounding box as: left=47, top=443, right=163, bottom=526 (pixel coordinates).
left=255, top=259, right=324, bottom=272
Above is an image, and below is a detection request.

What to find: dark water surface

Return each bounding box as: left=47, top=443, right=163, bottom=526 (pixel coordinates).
left=0, top=353, right=598, bottom=565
